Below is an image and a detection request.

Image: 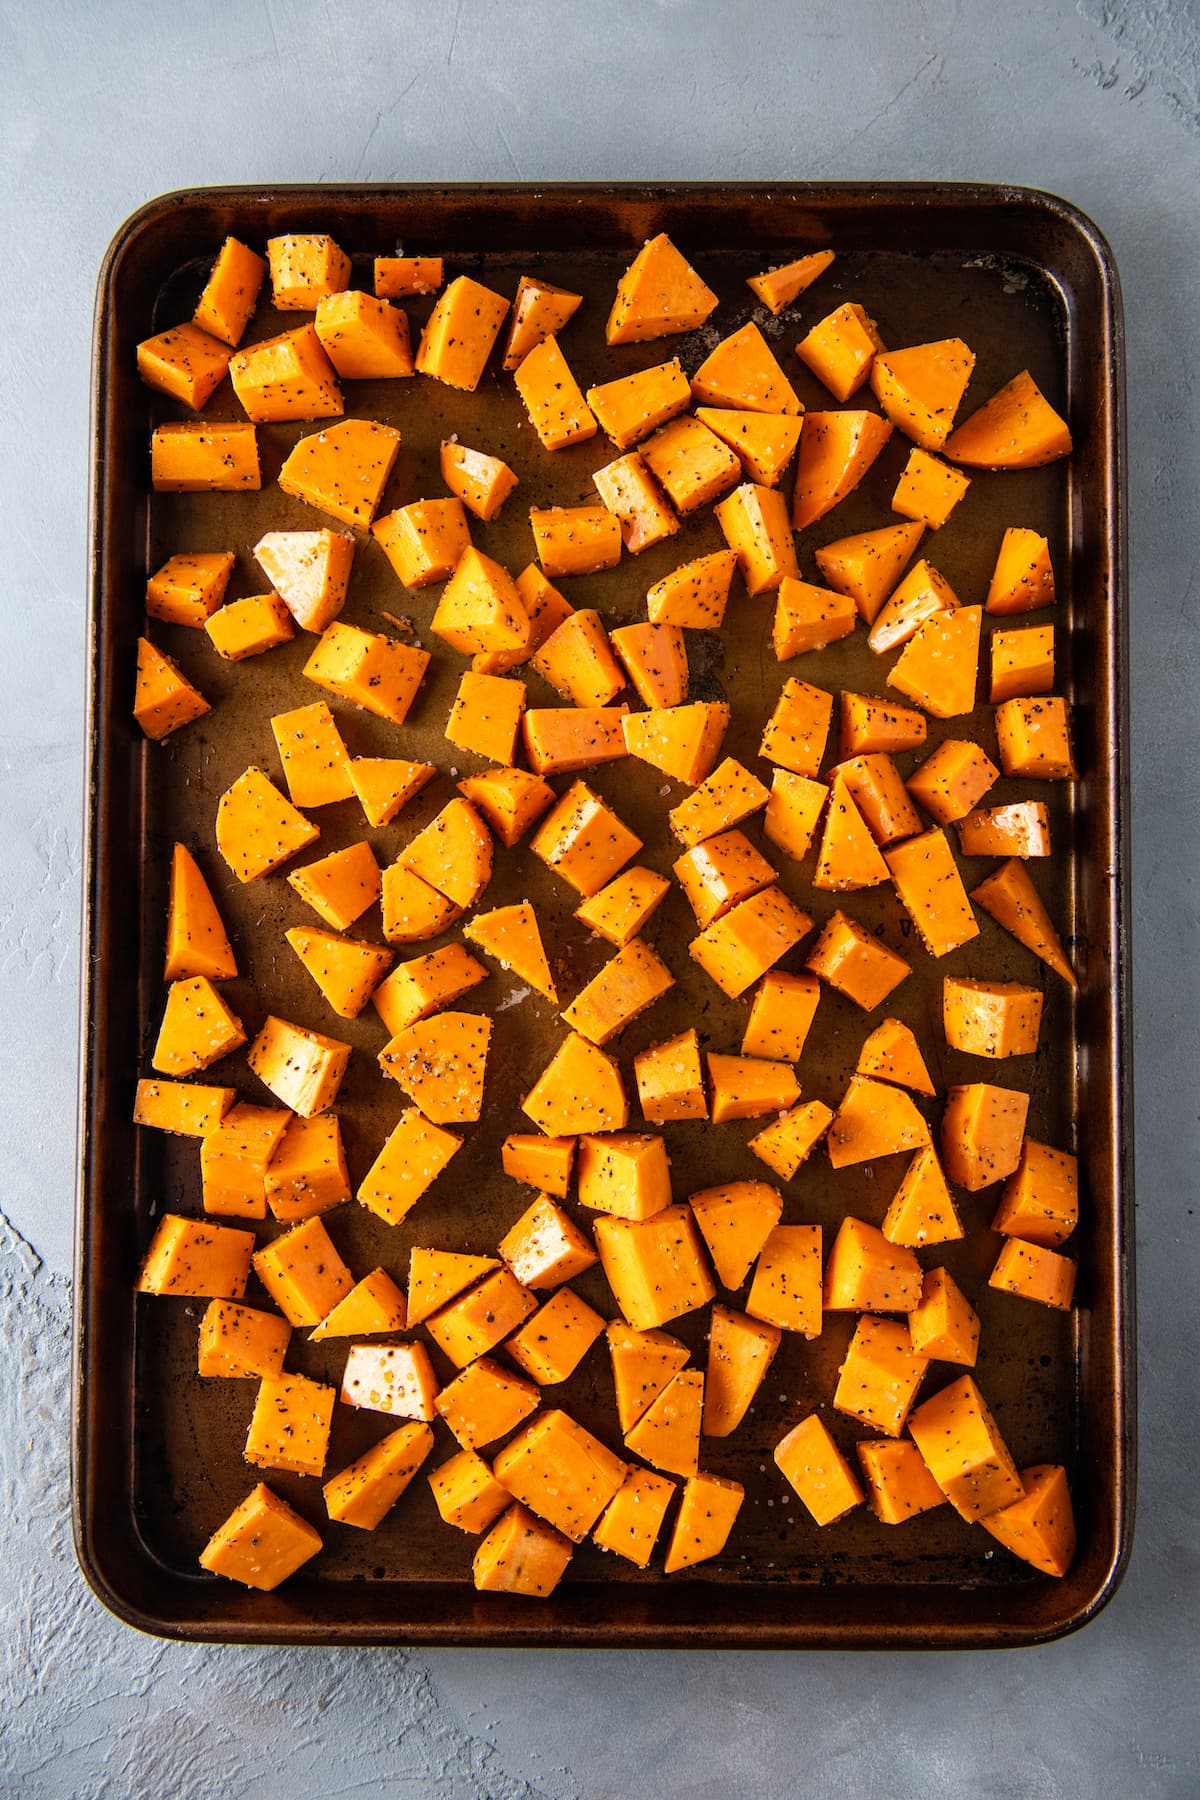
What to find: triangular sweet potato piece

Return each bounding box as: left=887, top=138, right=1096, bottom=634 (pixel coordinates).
left=606, top=234, right=718, bottom=345
left=165, top=843, right=237, bottom=982
left=622, top=702, right=729, bottom=786
left=695, top=407, right=803, bottom=486
left=814, top=771, right=890, bottom=891
left=826, top=1075, right=930, bottom=1169
left=870, top=338, right=976, bottom=451
left=278, top=419, right=402, bottom=527
left=607, top=1322, right=690, bottom=1433
left=285, top=926, right=393, bottom=1018
left=689, top=1180, right=783, bottom=1290
left=254, top=528, right=354, bottom=631
left=888, top=606, right=981, bottom=719
left=311, top=1269, right=409, bottom=1340
left=856, top=1018, right=936, bottom=1096
left=970, top=858, right=1077, bottom=986
left=792, top=410, right=893, bottom=531
left=702, top=1307, right=781, bottom=1436
left=881, top=1146, right=964, bottom=1247
left=378, top=1013, right=493, bottom=1123
left=464, top=901, right=557, bottom=1002
left=815, top=522, right=925, bottom=625
left=623, top=1370, right=703, bottom=1476
left=944, top=370, right=1072, bottom=468
left=407, top=1248, right=499, bottom=1326
left=348, top=757, right=436, bottom=828
left=746, top=250, right=835, bottom=313
left=690, top=322, right=802, bottom=415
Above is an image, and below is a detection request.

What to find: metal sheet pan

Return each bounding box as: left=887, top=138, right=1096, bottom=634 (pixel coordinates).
left=75, top=182, right=1132, bottom=1648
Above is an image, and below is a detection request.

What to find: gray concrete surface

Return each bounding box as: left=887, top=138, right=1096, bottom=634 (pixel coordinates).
left=2, top=0, right=1198, bottom=1793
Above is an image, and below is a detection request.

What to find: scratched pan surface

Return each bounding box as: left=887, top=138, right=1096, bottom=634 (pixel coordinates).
left=75, top=184, right=1131, bottom=1648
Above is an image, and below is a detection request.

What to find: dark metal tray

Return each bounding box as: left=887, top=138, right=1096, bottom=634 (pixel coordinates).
left=75, top=182, right=1131, bottom=1648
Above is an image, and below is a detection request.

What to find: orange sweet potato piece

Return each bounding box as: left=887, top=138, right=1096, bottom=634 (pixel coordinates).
left=815, top=522, right=925, bottom=625
left=714, top=482, right=798, bottom=595
left=869, top=337, right=975, bottom=450
left=415, top=275, right=509, bottom=390
left=151, top=421, right=261, bottom=492
left=606, top=233, right=718, bottom=344
left=826, top=1076, right=930, bottom=1170
left=133, top=638, right=211, bottom=739
left=137, top=322, right=231, bottom=410
left=646, top=549, right=738, bottom=628
left=586, top=359, right=692, bottom=449
left=791, top=410, right=892, bottom=530
left=796, top=302, right=884, bottom=400
left=502, top=275, right=583, bottom=370
left=314, top=291, right=414, bottom=379
left=379, top=1012, right=492, bottom=1124
left=439, top=440, right=519, bottom=521
left=165, top=843, right=236, bottom=982
left=229, top=325, right=342, bottom=422
left=194, top=236, right=267, bottom=347
left=746, top=249, right=835, bottom=312
left=691, top=322, right=802, bottom=414
left=514, top=336, right=598, bottom=450
left=944, top=370, right=1072, bottom=468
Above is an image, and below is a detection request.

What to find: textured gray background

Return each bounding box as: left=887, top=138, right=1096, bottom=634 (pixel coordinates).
left=2, top=0, right=1198, bottom=1794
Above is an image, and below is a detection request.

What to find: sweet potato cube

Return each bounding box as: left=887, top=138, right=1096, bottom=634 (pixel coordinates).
left=663, top=1471, right=744, bottom=1573
left=805, top=910, right=910, bottom=1011
left=989, top=1239, right=1077, bottom=1311
left=267, top=233, right=349, bottom=308
left=575, top=867, right=670, bottom=952
left=201, top=1102, right=291, bottom=1220
left=341, top=1342, right=438, bottom=1421
left=563, top=939, right=674, bottom=1046
left=245, top=1372, right=335, bottom=1477
left=501, top=274, right=582, bottom=369
left=990, top=624, right=1055, bottom=705
left=205, top=593, right=294, bottom=662
left=867, top=559, right=960, bottom=657
left=373, top=496, right=471, bottom=588
left=608, top=622, right=687, bottom=711
left=229, top=324, right=342, bottom=422
left=606, top=233, right=718, bottom=344
left=995, top=695, right=1076, bottom=780
left=286, top=926, right=392, bottom=1020
left=606, top=1322, right=690, bottom=1432
left=943, top=370, right=1072, bottom=469
left=714, top=482, right=798, bottom=595
left=303, top=621, right=429, bottom=725
left=624, top=701, right=730, bottom=787
left=885, top=828, right=979, bottom=958
left=501, top=1134, right=577, bottom=1199
left=375, top=255, right=443, bottom=298
left=958, top=802, right=1052, bottom=859
left=324, top=1422, right=434, bottom=1530
left=980, top=1464, right=1076, bottom=1577
left=856, top=1018, right=934, bottom=1095
left=249, top=1015, right=350, bottom=1118
left=690, top=888, right=812, bottom=998
left=577, top=1132, right=672, bottom=1222
left=432, top=547, right=530, bottom=660
left=941, top=1083, right=1030, bottom=1190
left=857, top=1440, right=946, bottom=1525
left=772, top=577, right=857, bottom=660
left=746, top=1224, right=823, bottom=1335
left=137, top=322, right=231, bottom=410
left=440, top=440, right=518, bottom=522
left=464, top=901, right=556, bottom=1002
left=424, top=1269, right=538, bottom=1369
left=986, top=527, right=1056, bottom=615
left=747, top=249, right=835, bottom=312
left=593, top=1467, right=675, bottom=1568
left=827, top=1075, right=929, bottom=1170
left=437, top=662, right=524, bottom=773
left=760, top=678, right=833, bottom=778
left=146, top=550, right=235, bottom=628
left=459, top=766, right=555, bottom=848
left=908, top=1375, right=1024, bottom=1518
left=266, top=1108, right=352, bottom=1224
left=194, top=236, right=267, bottom=347
left=907, top=739, right=999, bottom=827
left=639, top=415, right=741, bottom=514
left=703, top=1307, right=781, bottom=1437
left=675, top=830, right=776, bottom=931
left=823, top=1216, right=923, bottom=1312
left=693, top=320, right=802, bottom=413
left=399, top=799, right=493, bottom=910
left=514, top=335, right=597, bottom=450
left=695, top=406, right=803, bottom=487
left=587, top=358, right=692, bottom=449
left=992, top=1139, right=1078, bottom=1246
left=270, top=700, right=353, bottom=808
left=506, top=1287, right=607, bottom=1385
left=152, top=977, right=246, bottom=1077
left=813, top=772, right=891, bottom=891
left=816, top=522, right=925, bottom=626
left=634, top=1029, right=708, bottom=1123
left=839, top=690, right=927, bottom=759
left=429, top=1448, right=511, bottom=1534
left=791, top=409, right=892, bottom=530
left=796, top=302, right=884, bottom=401
left=943, top=977, right=1043, bottom=1059
left=748, top=1100, right=834, bottom=1181
left=523, top=705, right=630, bottom=774
left=594, top=1205, right=716, bottom=1332
left=198, top=1301, right=291, bottom=1379
left=280, top=418, right=402, bottom=528
left=774, top=1416, right=863, bottom=1525
left=669, top=757, right=771, bottom=850
left=689, top=1180, right=783, bottom=1290
left=835, top=752, right=924, bottom=848
left=374, top=940, right=483, bottom=1038
left=530, top=504, right=623, bottom=577
left=379, top=1012, right=491, bottom=1125
left=473, top=1504, right=573, bottom=1595
left=531, top=609, right=625, bottom=708
left=133, top=1079, right=235, bottom=1138
left=435, top=1358, right=540, bottom=1451
left=762, top=770, right=827, bottom=863
left=494, top=1410, right=627, bottom=1542
left=407, top=1248, right=499, bottom=1327
left=133, top=638, right=211, bottom=739
left=907, top=1265, right=979, bottom=1365
left=593, top=451, right=679, bottom=554
left=252, top=1217, right=352, bottom=1327
left=522, top=1033, right=628, bottom=1136
left=888, top=605, right=982, bottom=719
left=357, top=1108, right=461, bottom=1225
left=882, top=1146, right=964, bottom=1249
left=314, top=290, right=413, bottom=379
left=136, top=1215, right=254, bottom=1299
left=834, top=1314, right=928, bottom=1436
left=707, top=1054, right=800, bottom=1123
left=309, top=1268, right=407, bottom=1339
left=646, top=549, right=738, bottom=628
left=870, top=337, right=975, bottom=451
left=891, top=447, right=971, bottom=529
left=531, top=780, right=642, bottom=896
left=290, top=842, right=381, bottom=931
left=254, top=528, right=354, bottom=632
left=151, top=420, right=261, bottom=492
left=624, top=1369, right=703, bottom=1476
left=415, top=275, right=509, bottom=390
left=200, top=1484, right=321, bottom=1590
left=164, top=844, right=236, bottom=983
left=499, top=1194, right=597, bottom=1288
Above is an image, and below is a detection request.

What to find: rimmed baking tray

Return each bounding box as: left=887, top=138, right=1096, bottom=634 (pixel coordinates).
left=75, top=182, right=1132, bottom=1647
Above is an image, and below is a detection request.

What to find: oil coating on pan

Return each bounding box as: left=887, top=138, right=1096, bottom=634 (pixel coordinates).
left=75, top=183, right=1132, bottom=1648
